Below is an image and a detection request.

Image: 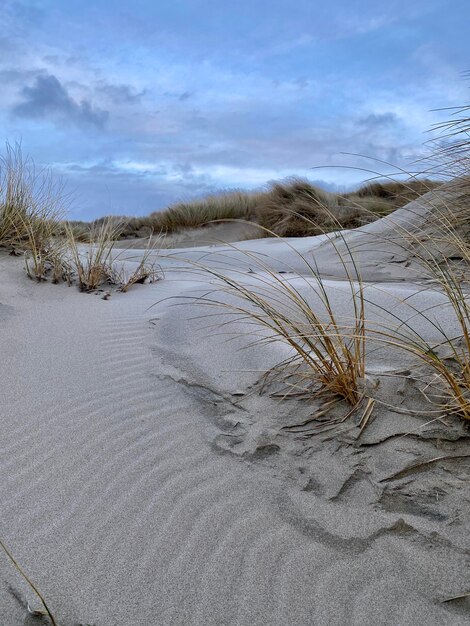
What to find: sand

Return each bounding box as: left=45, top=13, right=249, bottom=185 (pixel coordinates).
left=114, top=220, right=265, bottom=249
left=0, top=192, right=469, bottom=625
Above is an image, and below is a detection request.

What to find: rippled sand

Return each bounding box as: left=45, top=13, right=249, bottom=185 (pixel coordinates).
left=1, top=191, right=469, bottom=624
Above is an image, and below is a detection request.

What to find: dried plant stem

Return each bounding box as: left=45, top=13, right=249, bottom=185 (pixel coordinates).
left=0, top=539, right=57, bottom=625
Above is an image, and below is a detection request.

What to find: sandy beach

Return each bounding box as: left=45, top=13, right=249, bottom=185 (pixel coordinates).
left=1, top=195, right=469, bottom=625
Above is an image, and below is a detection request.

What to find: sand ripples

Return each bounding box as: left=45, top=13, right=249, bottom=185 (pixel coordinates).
left=1, top=282, right=468, bottom=625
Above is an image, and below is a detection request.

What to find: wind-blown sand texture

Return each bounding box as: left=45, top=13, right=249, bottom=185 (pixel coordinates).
left=1, top=191, right=469, bottom=625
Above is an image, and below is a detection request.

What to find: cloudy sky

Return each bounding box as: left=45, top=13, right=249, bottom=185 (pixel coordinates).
left=1, top=0, right=469, bottom=219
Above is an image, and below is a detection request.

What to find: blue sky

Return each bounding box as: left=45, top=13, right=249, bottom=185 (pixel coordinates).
left=1, top=0, right=469, bottom=220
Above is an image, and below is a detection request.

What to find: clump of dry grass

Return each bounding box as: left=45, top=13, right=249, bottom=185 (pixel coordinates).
left=65, top=220, right=162, bottom=292
left=372, top=212, right=470, bottom=421
left=0, top=143, right=162, bottom=294
left=253, top=178, right=363, bottom=236
left=254, top=177, right=440, bottom=237
left=397, top=115, right=470, bottom=419
left=107, top=238, right=162, bottom=292
left=417, top=252, right=470, bottom=420
left=0, top=143, right=74, bottom=284
left=364, top=102, right=470, bottom=422
left=353, top=178, right=440, bottom=207
left=187, top=231, right=366, bottom=409
left=0, top=143, right=65, bottom=263
left=149, top=189, right=264, bottom=234
left=66, top=218, right=121, bottom=291
left=24, top=232, right=71, bottom=284
left=72, top=190, right=265, bottom=241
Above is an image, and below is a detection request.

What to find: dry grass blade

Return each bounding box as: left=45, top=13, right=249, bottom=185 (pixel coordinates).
left=379, top=454, right=470, bottom=483
left=441, top=591, right=470, bottom=603
left=0, top=539, right=57, bottom=625
left=356, top=398, right=375, bottom=439
left=281, top=399, right=339, bottom=431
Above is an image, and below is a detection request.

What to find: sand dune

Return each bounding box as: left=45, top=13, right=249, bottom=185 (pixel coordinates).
left=1, top=193, right=469, bottom=624
left=115, top=220, right=265, bottom=249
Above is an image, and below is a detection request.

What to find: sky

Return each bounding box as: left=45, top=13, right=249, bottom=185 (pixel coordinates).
left=1, top=0, right=469, bottom=220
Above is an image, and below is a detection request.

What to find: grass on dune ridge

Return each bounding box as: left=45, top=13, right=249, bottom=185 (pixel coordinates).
left=374, top=106, right=470, bottom=421
left=75, top=177, right=439, bottom=240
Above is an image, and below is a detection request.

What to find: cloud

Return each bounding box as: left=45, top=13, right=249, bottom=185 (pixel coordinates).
left=13, top=73, right=109, bottom=128
left=357, top=112, right=399, bottom=128
left=0, top=67, right=42, bottom=82
left=96, top=81, right=146, bottom=104
left=0, top=0, right=464, bottom=220
left=163, top=90, right=194, bottom=101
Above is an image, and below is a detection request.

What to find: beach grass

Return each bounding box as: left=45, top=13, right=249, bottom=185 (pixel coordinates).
left=184, top=224, right=367, bottom=409
left=150, top=189, right=264, bottom=232
left=371, top=205, right=470, bottom=420
left=0, top=143, right=162, bottom=293
left=0, top=142, right=65, bottom=253
left=253, top=177, right=439, bottom=237
left=393, top=101, right=469, bottom=420
left=107, top=237, right=162, bottom=292
left=71, top=177, right=437, bottom=241
left=65, top=218, right=121, bottom=291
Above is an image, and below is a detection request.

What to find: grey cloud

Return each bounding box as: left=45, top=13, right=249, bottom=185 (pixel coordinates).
left=63, top=163, right=215, bottom=220
left=65, top=160, right=168, bottom=179
left=96, top=81, right=146, bottom=104
left=0, top=68, right=43, bottom=82
left=13, top=74, right=109, bottom=128
left=163, top=90, right=193, bottom=101
left=173, top=162, right=194, bottom=174
left=1, top=1, right=45, bottom=36
left=358, top=112, right=398, bottom=128
left=294, top=77, right=310, bottom=90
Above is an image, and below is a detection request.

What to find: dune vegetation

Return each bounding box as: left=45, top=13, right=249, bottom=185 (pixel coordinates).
left=0, top=143, right=65, bottom=256
left=74, top=177, right=439, bottom=240
left=0, top=143, right=161, bottom=292
left=187, top=233, right=367, bottom=411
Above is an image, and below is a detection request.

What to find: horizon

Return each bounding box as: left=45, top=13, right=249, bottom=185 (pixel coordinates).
left=1, top=0, right=469, bottom=220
